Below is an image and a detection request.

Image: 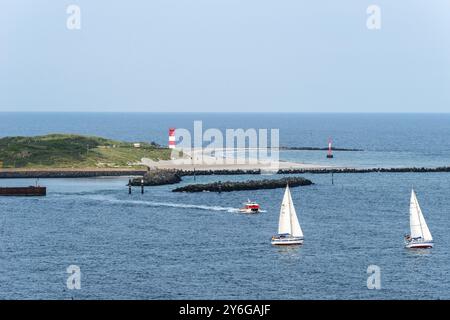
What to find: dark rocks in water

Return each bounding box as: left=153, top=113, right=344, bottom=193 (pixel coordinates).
left=172, top=177, right=313, bottom=193
left=172, top=166, right=450, bottom=178
left=176, top=169, right=261, bottom=176
left=130, top=170, right=181, bottom=186
left=277, top=167, right=450, bottom=174
left=279, top=146, right=364, bottom=152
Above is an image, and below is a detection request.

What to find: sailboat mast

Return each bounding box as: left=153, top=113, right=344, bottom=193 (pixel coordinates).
left=288, top=187, right=294, bottom=235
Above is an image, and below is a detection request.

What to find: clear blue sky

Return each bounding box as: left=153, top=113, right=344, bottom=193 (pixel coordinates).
left=0, top=1, right=449, bottom=112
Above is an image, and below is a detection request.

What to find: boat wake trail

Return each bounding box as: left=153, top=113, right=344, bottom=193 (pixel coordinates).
left=87, top=195, right=242, bottom=213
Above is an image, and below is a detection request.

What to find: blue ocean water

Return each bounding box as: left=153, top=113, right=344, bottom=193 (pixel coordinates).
left=0, top=113, right=450, bottom=299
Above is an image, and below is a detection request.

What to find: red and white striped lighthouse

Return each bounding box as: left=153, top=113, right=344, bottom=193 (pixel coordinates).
left=168, top=128, right=176, bottom=149
left=327, top=137, right=334, bottom=159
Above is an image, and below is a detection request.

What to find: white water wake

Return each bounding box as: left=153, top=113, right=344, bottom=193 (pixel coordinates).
left=87, top=195, right=243, bottom=213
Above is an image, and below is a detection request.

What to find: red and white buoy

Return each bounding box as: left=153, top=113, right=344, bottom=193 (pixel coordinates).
left=327, top=137, right=334, bottom=159
left=168, top=128, right=176, bottom=149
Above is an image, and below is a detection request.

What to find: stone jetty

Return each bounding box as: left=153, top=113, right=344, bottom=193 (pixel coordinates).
left=277, top=166, right=450, bottom=174
left=172, top=177, right=313, bottom=193
left=172, top=166, right=450, bottom=176
left=2, top=166, right=450, bottom=184
left=279, top=146, right=363, bottom=152
left=0, top=169, right=147, bottom=179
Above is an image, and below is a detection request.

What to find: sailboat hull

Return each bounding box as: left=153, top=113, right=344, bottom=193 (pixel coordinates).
left=405, top=241, right=433, bottom=249
left=271, top=237, right=304, bottom=245
left=239, top=208, right=260, bottom=214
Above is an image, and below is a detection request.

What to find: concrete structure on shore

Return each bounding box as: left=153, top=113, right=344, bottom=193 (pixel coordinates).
left=0, top=168, right=147, bottom=179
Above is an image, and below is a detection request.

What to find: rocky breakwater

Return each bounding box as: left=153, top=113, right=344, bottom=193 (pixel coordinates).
left=277, top=166, right=450, bottom=174
left=0, top=169, right=147, bottom=179
left=172, top=176, right=313, bottom=193
left=130, top=170, right=182, bottom=186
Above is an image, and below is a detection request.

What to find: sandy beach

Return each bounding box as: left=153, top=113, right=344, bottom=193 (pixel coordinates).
left=140, top=147, right=333, bottom=172
left=140, top=158, right=332, bottom=172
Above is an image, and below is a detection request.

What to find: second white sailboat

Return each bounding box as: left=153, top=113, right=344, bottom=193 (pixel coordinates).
left=404, top=189, right=433, bottom=249
left=271, top=185, right=304, bottom=245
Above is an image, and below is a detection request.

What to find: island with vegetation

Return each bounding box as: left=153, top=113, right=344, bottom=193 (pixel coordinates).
left=0, top=134, right=171, bottom=178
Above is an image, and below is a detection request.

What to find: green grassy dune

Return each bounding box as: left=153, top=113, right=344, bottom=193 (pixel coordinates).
left=0, top=134, right=171, bottom=169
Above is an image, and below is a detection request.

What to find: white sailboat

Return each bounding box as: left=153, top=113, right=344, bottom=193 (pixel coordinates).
left=271, top=185, right=304, bottom=245
left=405, top=189, right=433, bottom=249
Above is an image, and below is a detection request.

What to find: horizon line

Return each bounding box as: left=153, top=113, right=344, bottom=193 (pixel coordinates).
left=1, top=111, right=450, bottom=114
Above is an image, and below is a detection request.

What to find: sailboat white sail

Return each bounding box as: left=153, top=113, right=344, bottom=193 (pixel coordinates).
left=272, top=185, right=304, bottom=245
left=278, top=186, right=292, bottom=235
left=288, top=186, right=303, bottom=238
left=405, top=189, right=433, bottom=248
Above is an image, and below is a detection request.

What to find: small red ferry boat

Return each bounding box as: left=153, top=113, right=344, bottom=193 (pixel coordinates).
left=239, top=200, right=261, bottom=214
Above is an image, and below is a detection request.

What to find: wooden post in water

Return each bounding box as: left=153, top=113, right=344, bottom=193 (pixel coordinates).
left=128, top=179, right=132, bottom=194
left=218, top=180, right=222, bottom=194
left=141, top=179, right=145, bottom=194
left=332, top=172, right=334, bottom=185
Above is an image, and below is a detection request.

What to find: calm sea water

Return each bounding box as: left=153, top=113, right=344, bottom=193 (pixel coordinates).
left=0, top=113, right=450, bottom=299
